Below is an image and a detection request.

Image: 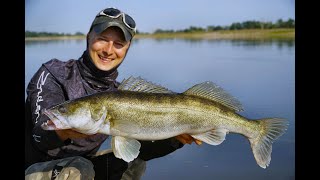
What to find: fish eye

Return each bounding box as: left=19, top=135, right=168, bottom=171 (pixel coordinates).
left=58, top=106, right=67, bottom=113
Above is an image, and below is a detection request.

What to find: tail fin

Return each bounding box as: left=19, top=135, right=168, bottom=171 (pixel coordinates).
left=249, top=118, right=288, bottom=168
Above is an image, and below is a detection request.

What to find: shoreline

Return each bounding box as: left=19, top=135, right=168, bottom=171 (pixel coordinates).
left=25, top=29, right=294, bottom=41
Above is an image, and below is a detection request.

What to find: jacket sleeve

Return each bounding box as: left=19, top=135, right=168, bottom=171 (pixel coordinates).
left=26, top=66, right=67, bottom=151
left=138, top=138, right=184, bottom=161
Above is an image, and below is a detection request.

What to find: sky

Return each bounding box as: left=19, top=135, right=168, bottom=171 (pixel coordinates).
left=25, top=0, right=295, bottom=34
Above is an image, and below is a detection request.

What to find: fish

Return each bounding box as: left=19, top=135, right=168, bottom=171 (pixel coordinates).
left=41, top=76, right=288, bottom=168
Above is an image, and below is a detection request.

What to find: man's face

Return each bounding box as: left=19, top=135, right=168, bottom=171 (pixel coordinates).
left=88, top=26, right=130, bottom=71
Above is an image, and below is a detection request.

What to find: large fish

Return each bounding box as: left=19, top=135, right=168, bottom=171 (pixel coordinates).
left=42, top=76, right=288, bottom=168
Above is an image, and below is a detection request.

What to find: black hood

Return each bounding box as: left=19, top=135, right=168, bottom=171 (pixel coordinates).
left=78, top=50, right=119, bottom=91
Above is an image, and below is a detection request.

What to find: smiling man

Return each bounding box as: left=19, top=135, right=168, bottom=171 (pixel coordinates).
left=87, top=27, right=130, bottom=72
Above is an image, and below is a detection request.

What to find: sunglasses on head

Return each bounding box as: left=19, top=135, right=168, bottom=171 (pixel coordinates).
left=97, top=8, right=136, bottom=33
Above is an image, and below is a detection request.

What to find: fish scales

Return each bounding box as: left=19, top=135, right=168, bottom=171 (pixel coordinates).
left=93, top=91, right=257, bottom=140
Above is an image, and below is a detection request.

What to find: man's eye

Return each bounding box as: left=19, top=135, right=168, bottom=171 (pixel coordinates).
left=115, top=42, right=124, bottom=48
left=98, top=38, right=107, bottom=41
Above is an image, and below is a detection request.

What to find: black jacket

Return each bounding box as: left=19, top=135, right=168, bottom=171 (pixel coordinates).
left=25, top=51, right=183, bottom=169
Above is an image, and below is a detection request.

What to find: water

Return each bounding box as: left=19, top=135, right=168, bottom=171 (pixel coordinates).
left=25, top=38, right=295, bottom=180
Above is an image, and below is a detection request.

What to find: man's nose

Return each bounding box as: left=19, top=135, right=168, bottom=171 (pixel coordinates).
left=103, top=41, right=113, bottom=54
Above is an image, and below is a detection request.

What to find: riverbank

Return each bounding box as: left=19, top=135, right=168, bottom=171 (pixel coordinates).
left=25, top=28, right=294, bottom=41
left=25, top=35, right=85, bottom=41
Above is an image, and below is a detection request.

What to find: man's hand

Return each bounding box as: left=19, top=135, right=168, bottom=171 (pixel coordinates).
left=55, top=129, right=90, bottom=141
left=175, top=134, right=202, bottom=145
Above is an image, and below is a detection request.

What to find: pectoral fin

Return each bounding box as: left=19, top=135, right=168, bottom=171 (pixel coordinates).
left=112, top=136, right=141, bottom=162
left=191, top=129, right=229, bottom=145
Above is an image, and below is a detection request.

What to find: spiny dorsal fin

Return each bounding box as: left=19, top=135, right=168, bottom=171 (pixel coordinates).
left=118, top=76, right=175, bottom=94
left=183, top=81, right=244, bottom=111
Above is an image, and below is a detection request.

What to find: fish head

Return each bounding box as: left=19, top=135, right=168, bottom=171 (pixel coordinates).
left=42, top=99, right=94, bottom=130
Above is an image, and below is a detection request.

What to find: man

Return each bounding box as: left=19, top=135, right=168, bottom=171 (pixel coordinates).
left=25, top=7, right=200, bottom=180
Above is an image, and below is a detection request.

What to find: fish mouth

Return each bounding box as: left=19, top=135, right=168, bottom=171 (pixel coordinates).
left=43, top=109, right=54, bottom=119
left=42, top=109, right=70, bottom=130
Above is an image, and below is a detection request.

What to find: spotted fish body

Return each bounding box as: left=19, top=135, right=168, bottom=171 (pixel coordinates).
left=42, top=76, right=288, bottom=168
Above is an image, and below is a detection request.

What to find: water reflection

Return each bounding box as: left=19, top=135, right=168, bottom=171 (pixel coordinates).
left=25, top=39, right=85, bottom=46
left=229, top=39, right=295, bottom=48
left=133, top=38, right=295, bottom=50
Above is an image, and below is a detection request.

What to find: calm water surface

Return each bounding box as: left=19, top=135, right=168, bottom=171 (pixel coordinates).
left=25, top=38, right=295, bottom=180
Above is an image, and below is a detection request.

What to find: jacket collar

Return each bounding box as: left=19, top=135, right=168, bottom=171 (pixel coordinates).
left=78, top=50, right=118, bottom=91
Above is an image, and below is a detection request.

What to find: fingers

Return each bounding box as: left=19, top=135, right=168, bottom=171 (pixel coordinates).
left=175, top=135, right=187, bottom=144
left=55, top=129, right=89, bottom=140
left=175, top=134, right=203, bottom=145
left=69, top=129, right=90, bottom=139
left=47, top=120, right=54, bottom=125
left=194, top=139, right=202, bottom=145
left=175, top=135, right=189, bottom=144
left=46, top=120, right=58, bottom=129
left=179, top=134, right=193, bottom=144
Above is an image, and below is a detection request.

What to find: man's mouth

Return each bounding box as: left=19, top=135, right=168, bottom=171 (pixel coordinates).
left=98, top=55, right=112, bottom=62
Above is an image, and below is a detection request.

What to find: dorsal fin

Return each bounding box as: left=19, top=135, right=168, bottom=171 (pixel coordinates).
left=118, top=76, right=175, bottom=94
left=183, top=81, right=244, bottom=111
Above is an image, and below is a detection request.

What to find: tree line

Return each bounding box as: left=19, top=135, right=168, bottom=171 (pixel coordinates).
left=25, top=31, right=84, bottom=37
left=26, top=18, right=294, bottom=37
left=152, top=18, right=294, bottom=34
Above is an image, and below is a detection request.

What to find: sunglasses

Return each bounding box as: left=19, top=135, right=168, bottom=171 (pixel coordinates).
left=97, top=8, right=136, bottom=33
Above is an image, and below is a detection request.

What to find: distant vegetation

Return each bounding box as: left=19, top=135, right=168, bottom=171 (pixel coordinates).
left=25, top=18, right=294, bottom=38
left=149, top=18, right=294, bottom=34
left=25, top=31, right=85, bottom=37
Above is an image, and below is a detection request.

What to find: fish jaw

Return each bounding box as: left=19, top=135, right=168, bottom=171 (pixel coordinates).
left=42, top=109, right=71, bottom=130
left=41, top=102, right=111, bottom=135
